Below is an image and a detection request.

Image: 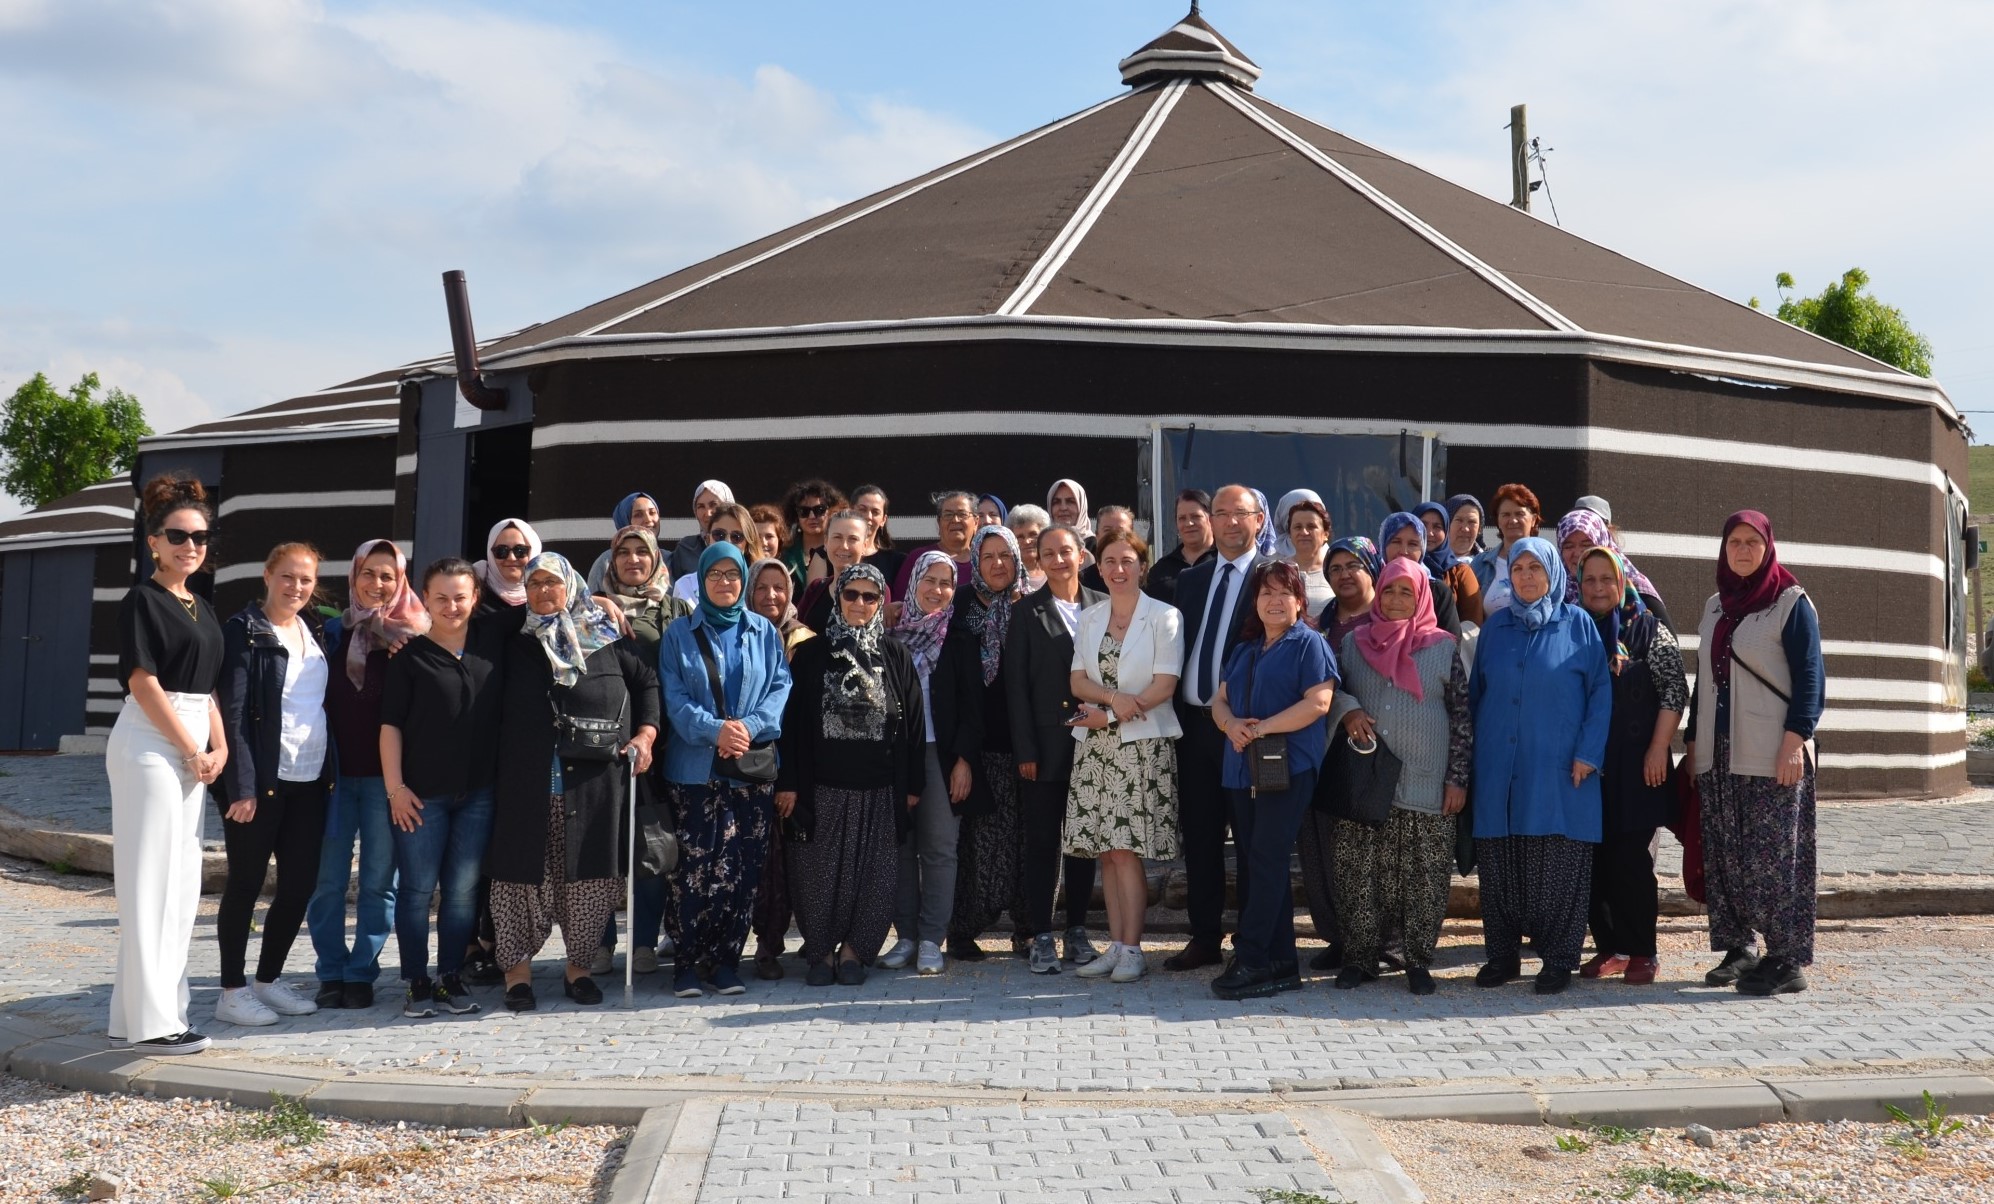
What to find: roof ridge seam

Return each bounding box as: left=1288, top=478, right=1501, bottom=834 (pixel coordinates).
left=1202, top=80, right=1582, bottom=334
left=998, top=78, right=1189, bottom=317
left=566, top=90, right=1144, bottom=341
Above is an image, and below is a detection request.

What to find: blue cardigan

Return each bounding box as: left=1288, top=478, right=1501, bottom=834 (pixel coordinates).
left=657, top=612, right=792, bottom=786
left=1468, top=603, right=1612, bottom=842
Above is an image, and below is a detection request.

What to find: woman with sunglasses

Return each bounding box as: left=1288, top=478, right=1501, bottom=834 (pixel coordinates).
left=776, top=564, right=925, bottom=985
left=671, top=504, right=759, bottom=602
left=475, top=517, right=542, bottom=618
left=793, top=509, right=874, bottom=632
left=780, top=479, right=845, bottom=593
left=107, top=473, right=227, bottom=1055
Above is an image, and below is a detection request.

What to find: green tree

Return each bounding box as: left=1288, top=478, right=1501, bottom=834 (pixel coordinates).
left=0, top=372, right=151, bottom=509
left=1749, top=267, right=1934, bottom=377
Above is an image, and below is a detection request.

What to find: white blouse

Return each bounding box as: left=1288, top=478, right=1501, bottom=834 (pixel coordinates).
left=277, top=625, right=329, bottom=782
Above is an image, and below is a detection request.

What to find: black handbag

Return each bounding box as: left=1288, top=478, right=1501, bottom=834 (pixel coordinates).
left=1239, top=641, right=1290, bottom=797
left=630, top=768, right=678, bottom=877
left=550, top=691, right=628, bottom=763
left=692, top=626, right=778, bottom=784
left=1333, top=729, right=1402, bottom=827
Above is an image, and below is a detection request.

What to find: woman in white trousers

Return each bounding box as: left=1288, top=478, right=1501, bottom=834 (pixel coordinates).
left=107, top=473, right=229, bottom=1055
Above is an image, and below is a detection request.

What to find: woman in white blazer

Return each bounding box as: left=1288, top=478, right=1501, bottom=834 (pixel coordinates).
left=1062, top=530, right=1184, bottom=982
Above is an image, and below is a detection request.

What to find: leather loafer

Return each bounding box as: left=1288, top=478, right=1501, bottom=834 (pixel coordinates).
left=1212, top=962, right=1282, bottom=1000
left=1164, top=940, right=1225, bottom=972
left=806, top=961, right=836, bottom=987
left=1333, top=965, right=1375, bottom=990
left=564, top=976, right=604, bottom=1006
left=1534, top=967, right=1573, bottom=996
left=1406, top=966, right=1436, bottom=996
left=503, top=983, right=536, bottom=1012
left=1475, top=959, right=1521, bottom=988
left=1581, top=952, right=1629, bottom=980
left=1623, top=956, right=1659, bottom=986
left=315, top=981, right=346, bottom=1010
left=835, top=960, right=866, bottom=986
left=1308, top=944, right=1343, bottom=972
left=754, top=956, right=784, bottom=981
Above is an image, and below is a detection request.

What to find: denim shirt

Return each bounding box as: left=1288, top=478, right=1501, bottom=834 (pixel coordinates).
left=658, top=612, right=793, bottom=785
left=1217, top=622, right=1338, bottom=790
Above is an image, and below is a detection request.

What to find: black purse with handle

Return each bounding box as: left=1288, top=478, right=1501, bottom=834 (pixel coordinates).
left=691, top=626, right=778, bottom=783
left=1239, top=641, right=1291, bottom=797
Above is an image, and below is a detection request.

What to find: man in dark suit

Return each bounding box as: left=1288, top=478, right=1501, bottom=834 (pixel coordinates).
left=1168, top=484, right=1273, bottom=971
left=1006, top=524, right=1107, bottom=973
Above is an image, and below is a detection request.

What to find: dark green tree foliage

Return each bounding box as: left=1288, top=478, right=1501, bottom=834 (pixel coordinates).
left=0, top=372, right=152, bottom=509
left=1750, top=268, right=1934, bottom=377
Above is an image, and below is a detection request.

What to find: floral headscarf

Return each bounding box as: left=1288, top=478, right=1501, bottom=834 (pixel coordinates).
left=748, top=557, right=804, bottom=642
left=891, top=548, right=956, bottom=678
left=1579, top=546, right=1647, bottom=674
left=1557, top=508, right=1659, bottom=604
left=963, top=524, right=1022, bottom=686
left=1327, top=535, right=1381, bottom=581
left=820, top=563, right=890, bottom=740
left=520, top=552, right=620, bottom=688
left=342, top=539, right=428, bottom=691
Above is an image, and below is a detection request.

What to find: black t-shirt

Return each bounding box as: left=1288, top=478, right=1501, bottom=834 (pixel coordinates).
left=379, top=616, right=508, bottom=798
left=118, top=578, right=224, bottom=695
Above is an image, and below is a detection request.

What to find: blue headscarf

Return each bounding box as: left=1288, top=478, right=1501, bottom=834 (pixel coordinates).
left=1376, top=511, right=1437, bottom=580
left=1328, top=536, right=1380, bottom=581
left=1505, top=536, right=1566, bottom=631
left=611, top=491, right=655, bottom=531
left=1411, top=501, right=1457, bottom=576
left=977, top=493, right=1008, bottom=523
left=696, top=541, right=748, bottom=629
left=1442, top=493, right=1483, bottom=563
left=1250, top=488, right=1277, bottom=557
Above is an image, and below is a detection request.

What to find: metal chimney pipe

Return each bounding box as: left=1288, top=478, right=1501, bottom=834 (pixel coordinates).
left=441, top=270, right=509, bottom=411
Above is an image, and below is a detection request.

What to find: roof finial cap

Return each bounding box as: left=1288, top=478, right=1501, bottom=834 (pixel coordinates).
left=1119, top=6, right=1261, bottom=90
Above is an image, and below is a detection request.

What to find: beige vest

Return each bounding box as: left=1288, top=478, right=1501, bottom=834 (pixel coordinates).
left=1691, top=585, right=1812, bottom=779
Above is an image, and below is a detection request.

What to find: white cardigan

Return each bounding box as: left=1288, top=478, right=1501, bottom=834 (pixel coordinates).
left=1070, top=591, right=1185, bottom=743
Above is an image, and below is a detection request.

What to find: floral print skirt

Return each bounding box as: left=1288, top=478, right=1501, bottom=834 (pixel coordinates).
left=1062, top=635, right=1179, bottom=859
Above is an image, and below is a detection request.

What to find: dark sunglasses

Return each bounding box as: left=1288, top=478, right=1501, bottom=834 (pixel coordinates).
left=796, top=504, right=830, bottom=519
left=161, top=528, right=211, bottom=547
left=707, top=529, right=747, bottom=545
left=841, top=589, right=883, bottom=605
left=490, top=544, right=533, bottom=560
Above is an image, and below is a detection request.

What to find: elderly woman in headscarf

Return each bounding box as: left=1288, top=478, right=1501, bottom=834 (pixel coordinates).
left=474, top=517, right=542, bottom=619
left=879, top=549, right=962, bottom=976
left=744, top=555, right=811, bottom=980
left=306, top=539, right=428, bottom=1010
left=1046, top=479, right=1094, bottom=549
left=775, top=564, right=925, bottom=987
left=1280, top=495, right=1334, bottom=614
left=1556, top=508, right=1671, bottom=628
left=1273, top=488, right=1327, bottom=559
left=1377, top=512, right=1464, bottom=637
left=657, top=541, right=793, bottom=998
left=1575, top=548, right=1687, bottom=988
left=1468, top=536, right=1611, bottom=996
left=976, top=494, right=1008, bottom=527
left=488, top=553, right=661, bottom=1012
left=1327, top=559, right=1471, bottom=996
left=1414, top=501, right=1483, bottom=624
left=1443, top=494, right=1484, bottom=562
left=1685, top=511, right=1823, bottom=997
left=932, top=524, right=1029, bottom=960
left=670, top=481, right=736, bottom=581
left=586, top=491, right=661, bottom=596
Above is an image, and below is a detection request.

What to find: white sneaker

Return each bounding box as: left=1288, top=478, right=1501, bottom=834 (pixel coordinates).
left=1076, top=941, right=1123, bottom=979
left=880, top=938, right=916, bottom=970
left=657, top=935, right=675, bottom=958
left=251, top=979, right=319, bottom=1016
left=633, top=947, right=660, bottom=975
left=590, top=946, right=615, bottom=977
left=1110, top=946, right=1147, bottom=983
left=215, top=986, right=279, bottom=1027
left=916, top=941, right=945, bottom=975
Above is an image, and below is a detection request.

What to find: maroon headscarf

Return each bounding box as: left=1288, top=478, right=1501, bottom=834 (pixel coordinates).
left=1709, top=510, right=1799, bottom=690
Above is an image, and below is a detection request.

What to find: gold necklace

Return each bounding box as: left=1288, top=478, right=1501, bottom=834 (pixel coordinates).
left=175, top=592, right=199, bottom=621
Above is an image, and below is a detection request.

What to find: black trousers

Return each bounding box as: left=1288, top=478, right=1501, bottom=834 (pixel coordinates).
left=1589, top=828, right=1660, bottom=958
left=1174, top=704, right=1239, bottom=947
left=1020, top=776, right=1095, bottom=937
left=217, top=779, right=328, bottom=989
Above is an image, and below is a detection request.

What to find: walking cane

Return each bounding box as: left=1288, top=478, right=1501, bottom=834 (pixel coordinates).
left=625, top=746, right=638, bottom=1010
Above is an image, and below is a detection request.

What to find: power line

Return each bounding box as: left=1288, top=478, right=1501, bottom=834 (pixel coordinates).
left=1527, top=136, right=1561, bottom=226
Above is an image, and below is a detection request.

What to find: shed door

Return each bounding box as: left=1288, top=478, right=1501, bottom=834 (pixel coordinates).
left=0, top=547, right=94, bottom=750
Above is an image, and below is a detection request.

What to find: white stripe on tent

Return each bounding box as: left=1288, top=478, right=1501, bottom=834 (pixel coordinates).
left=1675, top=634, right=1951, bottom=663
left=0, top=527, right=129, bottom=551
left=1816, top=709, right=1965, bottom=735
left=88, top=676, right=121, bottom=695
left=1618, top=531, right=1941, bottom=581
left=396, top=454, right=418, bottom=476
left=536, top=516, right=953, bottom=545
left=1819, top=749, right=1967, bottom=771
left=217, top=490, right=395, bottom=517
left=1824, top=678, right=1948, bottom=704
left=86, top=699, right=122, bottom=714
left=92, top=587, right=126, bottom=602
left=90, top=654, right=116, bottom=664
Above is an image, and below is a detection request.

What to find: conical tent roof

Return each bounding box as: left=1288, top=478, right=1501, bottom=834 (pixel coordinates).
left=479, top=9, right=1950, bottom=415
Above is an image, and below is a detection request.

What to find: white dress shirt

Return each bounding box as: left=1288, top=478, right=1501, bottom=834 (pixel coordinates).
left=1184, top=546, right=1259, bottom=707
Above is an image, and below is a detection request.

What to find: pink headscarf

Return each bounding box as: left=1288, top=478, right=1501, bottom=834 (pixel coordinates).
left=1355, top=559, right=1454, bottom=701
left=342, top=539, right=429, bottom=690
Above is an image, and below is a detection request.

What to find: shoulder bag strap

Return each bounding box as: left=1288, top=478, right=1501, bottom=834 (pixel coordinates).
left=690, top=625, right=735, bottom=722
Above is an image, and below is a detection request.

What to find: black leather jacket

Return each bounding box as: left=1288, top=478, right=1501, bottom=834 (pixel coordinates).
left=215, top=605, right=336, bottom=807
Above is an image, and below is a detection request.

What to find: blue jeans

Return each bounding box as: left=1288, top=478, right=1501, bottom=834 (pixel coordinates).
left=305, top=775, right=398, bottom=985
left=390, top=787, right=494, bottom=983
left=1228, top=769, right=1318, bottom=971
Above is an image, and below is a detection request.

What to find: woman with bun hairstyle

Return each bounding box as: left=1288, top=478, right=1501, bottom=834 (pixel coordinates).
left=212, top=543, right=337, bottom=1028
left=107, top=473, right=227, bottom=1055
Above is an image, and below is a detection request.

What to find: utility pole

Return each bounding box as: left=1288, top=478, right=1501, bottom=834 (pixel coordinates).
left=1509, top=104, right=1531, bottom=212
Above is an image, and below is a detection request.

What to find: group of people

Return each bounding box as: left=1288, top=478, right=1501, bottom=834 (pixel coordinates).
left=102, top=471, right=1825, bottom=1054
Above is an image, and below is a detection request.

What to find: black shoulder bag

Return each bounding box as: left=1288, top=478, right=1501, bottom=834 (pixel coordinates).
left=1240, top=643, right=1291, bottom=796
left=550, top=690, right=628, bottom=762
left=692, top=626, right=778, bottom=784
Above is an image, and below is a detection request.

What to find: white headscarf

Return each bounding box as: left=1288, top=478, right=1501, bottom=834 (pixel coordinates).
left=475, top=517, right=542, bottom=608
left=1047, top=478, right=1093, bottom=540
left=693, top=479, right=735, bottom=507
left=1273, top=488, right=1324, bottom=558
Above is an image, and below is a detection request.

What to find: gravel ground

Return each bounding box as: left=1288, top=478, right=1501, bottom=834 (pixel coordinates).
left=1374, top=1112, right=1994, bottom=1202
left=0, top=1074, right=629, bottom=1202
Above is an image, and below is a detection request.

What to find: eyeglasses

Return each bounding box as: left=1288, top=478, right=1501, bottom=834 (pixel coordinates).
left=1211, top=509, right=1260, bottom=522
left=490, top=544, right=533, bottom=560
left=161, top=528, right=211, bottom=547
left=797, top=504, right=829, bottom=519
left=938, top=508, right=975, bottom=521
left=840, top=589, right=883, bottom=605
left=707, top=529, right=747, bottom=546
left=704, top=569, right=743, bottom=584
left=1326, top=563, right=1367, bottom=577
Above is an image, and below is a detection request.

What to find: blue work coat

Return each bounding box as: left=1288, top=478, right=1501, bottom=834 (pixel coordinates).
left=1468, top=603, right=1611, bottom=842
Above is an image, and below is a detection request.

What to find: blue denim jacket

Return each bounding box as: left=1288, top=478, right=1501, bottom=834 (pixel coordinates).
left=658, top=612, right=793, bottom=785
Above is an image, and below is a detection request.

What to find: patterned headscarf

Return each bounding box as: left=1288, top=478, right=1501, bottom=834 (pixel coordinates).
left=748, top=557, right=804, bottom=642
left=475, top=517, right=541, bottom=608
left=1504, top=537, right=1566, bottom=632
left=520, top=552, right=620, bottom=688
left=1578, top=546, right=1647, bottom=674
left=890, top=548, right=956, bottom=678
left=1273, top=488, right=1325, bottom=558
left=342, top=539, right=429, bottom=691
left=1250, top=488, right=1277, bottom=557
left=820, top=563, right=890, bottom=740
left=1357, top=558, right=1455, bottom=701
left=1556, top=508, right=1659, bottom=604
left=604, top=526, right=669, bottom=605
left=963, top=524, right=1022, bottom=686
left=1327, top=536, right=1380, bottom=581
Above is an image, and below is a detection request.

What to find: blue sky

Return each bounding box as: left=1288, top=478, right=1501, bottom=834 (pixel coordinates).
left=3, top=0, right=1990, bottom=518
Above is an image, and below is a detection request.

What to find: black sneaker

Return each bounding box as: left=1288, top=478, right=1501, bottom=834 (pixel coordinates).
left=435, top=975, right=481, bottom=1015
left=1705, top=947, right=1760, bottom=987
left=460, top=950, right=503, bottom=986
left=314, top=981, right=346, bottom=1009
left=1212, top=962, right=1282, bottom=1001
left=403, top=979, right=438, bottom=1019
left=1475, top=959, right=1521, bottom=988
left=341, top=982, right=374, bottom=1010
left=135, top=1030, right=210, bottom=1056
left=1736, top=956, right=1807, bottom=996
left=1271, top=961, right=1303, bottom=993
